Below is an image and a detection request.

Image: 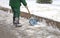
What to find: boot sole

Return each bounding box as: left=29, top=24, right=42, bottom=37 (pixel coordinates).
left=14, top=24, right=22, bottom=27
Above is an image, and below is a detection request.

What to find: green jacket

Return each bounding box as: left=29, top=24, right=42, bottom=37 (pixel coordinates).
left=9, top=0, right=27, bottom=8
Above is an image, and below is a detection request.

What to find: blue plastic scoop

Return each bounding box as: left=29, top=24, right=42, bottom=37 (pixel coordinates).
left=29, top=16, right=38, bottom=26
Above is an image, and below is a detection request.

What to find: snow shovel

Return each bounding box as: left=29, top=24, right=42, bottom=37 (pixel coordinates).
left=29, top=16, right=38, bottom=26
left=26, top=6, right=38, bottom=26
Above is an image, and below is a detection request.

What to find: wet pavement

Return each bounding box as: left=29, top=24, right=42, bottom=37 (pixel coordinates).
left=0, top=10, right=60, bottom=38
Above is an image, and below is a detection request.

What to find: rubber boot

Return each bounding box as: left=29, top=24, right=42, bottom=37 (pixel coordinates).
left=13, top=17, right=22, bottom=27
left=13, top=17, right=15, bottom=24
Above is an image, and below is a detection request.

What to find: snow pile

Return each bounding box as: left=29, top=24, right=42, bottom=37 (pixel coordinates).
left=0, top=0, right=60, bottom=22
left=21, top=0, right=60, bottom=22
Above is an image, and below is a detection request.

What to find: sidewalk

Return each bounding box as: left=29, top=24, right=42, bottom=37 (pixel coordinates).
left=0, top=10, right=60, bottom=38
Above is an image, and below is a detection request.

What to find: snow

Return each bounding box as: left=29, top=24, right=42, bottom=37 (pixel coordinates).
left=52, top=0, right=60, bottom=5
left=21, top=0, right=60, bottom=22
left=0, top=0, right=60, bottom=22
left=0, top=10, right=60, bottom=38
left=0, top=0, right=60, bottom=38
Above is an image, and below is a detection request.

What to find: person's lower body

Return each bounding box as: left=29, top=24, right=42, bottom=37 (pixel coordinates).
left=11, top=7, right=22, bottom=27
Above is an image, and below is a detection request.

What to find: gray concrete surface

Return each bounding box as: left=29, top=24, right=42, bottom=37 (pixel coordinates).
left=0, top=10, right=60, bottom=38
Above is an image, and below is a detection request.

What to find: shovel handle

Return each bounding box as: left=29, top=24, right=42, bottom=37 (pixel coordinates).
left=25, top=6, right=31, bottom=18
left=25, top=6, right=30, bottom=13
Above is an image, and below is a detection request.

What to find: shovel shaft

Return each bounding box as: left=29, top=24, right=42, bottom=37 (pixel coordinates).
left=25, top=6, right=31, bottom=18
left=25, top=6, right=30, bottom=14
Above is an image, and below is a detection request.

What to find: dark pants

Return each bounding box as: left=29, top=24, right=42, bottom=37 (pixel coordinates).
left=11, top=7, right=20, bottom=18
left=11, top=6, right=20, bottom=24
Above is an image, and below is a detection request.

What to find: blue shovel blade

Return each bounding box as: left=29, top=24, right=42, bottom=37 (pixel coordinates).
left=29, top=18, right=38, bottom=26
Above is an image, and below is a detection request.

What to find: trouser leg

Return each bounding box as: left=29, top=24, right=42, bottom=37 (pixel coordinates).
left=11, top=7, right=20, bottom=24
